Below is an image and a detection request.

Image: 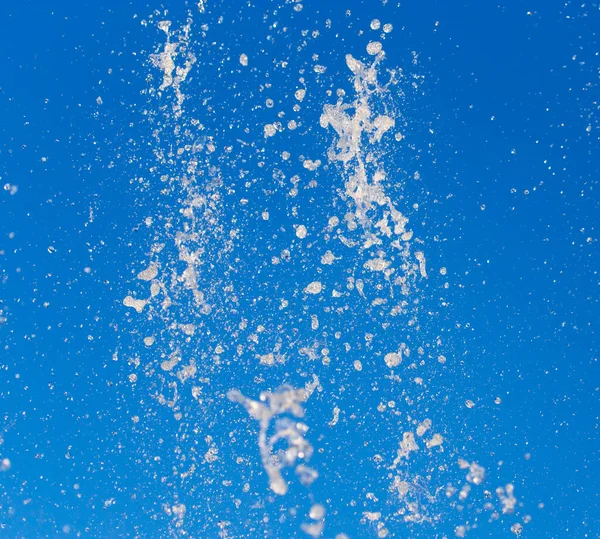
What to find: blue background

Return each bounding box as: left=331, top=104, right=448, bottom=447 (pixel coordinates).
left=1, top=0, right=598, bottom=537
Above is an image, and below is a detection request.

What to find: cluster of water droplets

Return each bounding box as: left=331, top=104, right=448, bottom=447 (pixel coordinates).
left=121, top=5, right=532, bottom=538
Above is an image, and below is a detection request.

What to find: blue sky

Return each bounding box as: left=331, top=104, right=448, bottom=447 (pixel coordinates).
left=1, top=1, right=598, bottom=538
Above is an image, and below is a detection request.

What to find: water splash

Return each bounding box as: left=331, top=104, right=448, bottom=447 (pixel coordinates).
left=227, top=376, right=320, bottom=496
